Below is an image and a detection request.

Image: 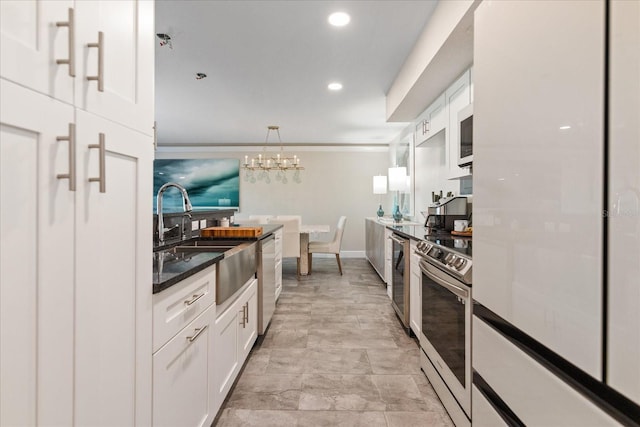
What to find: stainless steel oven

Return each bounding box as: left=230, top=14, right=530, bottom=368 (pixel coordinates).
left=390, top=233, right=410, bottom=329
left=416, top=239, right=472, bottom=425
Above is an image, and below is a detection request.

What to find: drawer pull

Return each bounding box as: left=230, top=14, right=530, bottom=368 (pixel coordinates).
left=56, top=123, right=76, bottom=191
left=184, top=292, right=205, bottom=306
left=88, top=133, right=106, bottom=193
left=186, top=325, right=207, bottom=342
left=87, top=31, right=104, bottom=92
left=55, top=8, right=76, bottom=77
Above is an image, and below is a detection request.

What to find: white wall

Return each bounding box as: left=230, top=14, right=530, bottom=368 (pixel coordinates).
left=156, top=146, right=391, bottom=256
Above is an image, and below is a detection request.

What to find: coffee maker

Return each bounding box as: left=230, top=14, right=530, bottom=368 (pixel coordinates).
left=423, top=196, right=468, bottom=232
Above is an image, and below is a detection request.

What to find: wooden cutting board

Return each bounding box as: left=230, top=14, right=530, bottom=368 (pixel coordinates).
left=200, top=226, right=263, bottom=238
left=451, top=230, right=472, bottom=237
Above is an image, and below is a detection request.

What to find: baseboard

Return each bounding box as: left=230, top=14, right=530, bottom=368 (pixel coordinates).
left=311, top=251, right=364, bottom=259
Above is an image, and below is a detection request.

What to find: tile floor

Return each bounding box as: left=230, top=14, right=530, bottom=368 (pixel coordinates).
left=214, top=257, right=454, bottom=427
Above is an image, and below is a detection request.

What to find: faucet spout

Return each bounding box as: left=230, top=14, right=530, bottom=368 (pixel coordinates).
left=157, top=182, right=193, bottom=245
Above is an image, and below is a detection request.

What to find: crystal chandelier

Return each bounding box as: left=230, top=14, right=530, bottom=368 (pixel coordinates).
left=242, top=126, right=304, bottom=184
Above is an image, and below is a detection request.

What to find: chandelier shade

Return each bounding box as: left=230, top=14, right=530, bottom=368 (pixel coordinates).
left=242, top=126, right=303, bottom=184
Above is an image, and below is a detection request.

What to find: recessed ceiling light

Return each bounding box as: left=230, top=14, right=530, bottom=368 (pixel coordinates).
left=328, top=82, right=343, bottom=91
left=559, top=125, right=571, bottom=130
left=328, top=12, right=350, bottom=27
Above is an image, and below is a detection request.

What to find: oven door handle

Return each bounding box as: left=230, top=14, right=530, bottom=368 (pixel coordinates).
left=419, top=260, right=469, bottom=299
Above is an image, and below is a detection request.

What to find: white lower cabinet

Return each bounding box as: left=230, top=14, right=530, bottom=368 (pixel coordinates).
left=152, top=264, right=217, bottom=427
left=409, top=240, right=421, bottom=337
left=214, top=278, right=258, bottom=407
left=153, top=304, right=217, bottom=427
left=471, top=385, right=508, bottom=427
left=473, top=316, right=621, bottom=426
left=384, top=228, right=393, bottom=298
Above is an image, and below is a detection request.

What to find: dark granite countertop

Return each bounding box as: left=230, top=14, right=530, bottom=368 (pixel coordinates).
left=385, top=224, right=428, bottom=241
left=152, top=224, right=282, bottom=294
left=153, top=251, right=224, bottom=294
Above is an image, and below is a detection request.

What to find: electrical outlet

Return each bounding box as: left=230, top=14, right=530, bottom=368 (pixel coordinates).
left=200, top=219, right=207, bottom=228
left=191, top=220, right=199, bottom=231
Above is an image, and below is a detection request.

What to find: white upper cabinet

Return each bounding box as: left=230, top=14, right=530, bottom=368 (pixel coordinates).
left=0, top=0, right=75, bottom=104
left=74, top=0, right=154, bottom=136
left=473, top=0, right=605, bottom=378
left=415, top=94, right=446, bottom=146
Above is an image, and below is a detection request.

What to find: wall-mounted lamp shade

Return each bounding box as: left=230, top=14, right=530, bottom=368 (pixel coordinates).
left=373, top=175, right=387, bottom=194
left=388, top=167, right=408, bottom=191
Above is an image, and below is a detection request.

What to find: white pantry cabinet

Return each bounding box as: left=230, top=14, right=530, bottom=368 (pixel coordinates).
left=0, top=0, right=75, bottom=104
left=74, top=108, right=153, bottom=426
left=153, top=304, right=217, bottom=427
left=74, top=0, right=155, bottom=136
left=0, top=79, right=75, bottom=427
left=415, top=93, right=446, bottom=146
left=214, top=278, right=258, bottom=408
left=0, top=0, right=154, bottom=425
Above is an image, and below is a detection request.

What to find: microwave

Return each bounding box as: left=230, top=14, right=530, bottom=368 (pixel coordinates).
left=458, top=103, right=473, bottom=167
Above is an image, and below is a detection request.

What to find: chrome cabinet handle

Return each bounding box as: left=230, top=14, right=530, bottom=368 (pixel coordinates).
left=186, top=325, right=208, bottom=343
left=88, top=133, right=106, bottom=193
left=56, top=123, right=76, bottom=191
left=184, top=292, right=205, bottom=306
left=244, top=302, right=249, bottom=324
left=153, top=121, right=157, bottom=150
left=56, top=8, right=75, bottom=77
left=87, top=32, right=104, bottom=92
left=239, top=306, right=246, bottom=327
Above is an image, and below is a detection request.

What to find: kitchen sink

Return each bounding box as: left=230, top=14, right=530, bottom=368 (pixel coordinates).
left=170, top=240, right=257, bottom=305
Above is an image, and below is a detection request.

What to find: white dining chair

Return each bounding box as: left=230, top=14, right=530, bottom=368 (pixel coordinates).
left=308, top=216, right=347, bottom=275
left=271, top=215, right=302, bottom=274
left=248, top=215, right=274, bottom=224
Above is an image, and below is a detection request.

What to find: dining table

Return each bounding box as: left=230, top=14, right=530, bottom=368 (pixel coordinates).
left=299, top=224, right=330, bottom=275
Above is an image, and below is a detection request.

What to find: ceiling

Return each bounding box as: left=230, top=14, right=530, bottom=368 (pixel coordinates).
left=155, top=1, right=438, bottom=147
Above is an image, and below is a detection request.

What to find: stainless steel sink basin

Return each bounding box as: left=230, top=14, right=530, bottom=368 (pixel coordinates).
left=169, top=240, right=257, bottom=305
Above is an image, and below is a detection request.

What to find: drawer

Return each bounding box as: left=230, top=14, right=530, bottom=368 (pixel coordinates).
left=473, top=316, right=621, bottom=426
left=153, top=265, right=216, bottom=353
left=153, top=303, right=216, bottom=427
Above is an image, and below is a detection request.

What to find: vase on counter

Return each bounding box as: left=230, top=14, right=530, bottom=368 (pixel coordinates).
left=377, top=205, right=384, bottom=218
left=393, top=205, right=403, bottom=222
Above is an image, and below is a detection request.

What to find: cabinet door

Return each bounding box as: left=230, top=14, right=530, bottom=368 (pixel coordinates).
left=0, top=1, right=74, bottom=103
left=445, top=70, right=471, bottom=179
left=74, top=109, right=153, bottom=426
left=74, top=0, right=154, bottom=135
left=153, top=304, right=216, bottom=427
left=415, top=94, right=446, bottom=145
left=384, top=228, right=393, bottom=297
left=239, top=279, right=258, bottom=359
left=214, top=300, right=241, bottom=400
left=0, top=79, right=74, bottom=427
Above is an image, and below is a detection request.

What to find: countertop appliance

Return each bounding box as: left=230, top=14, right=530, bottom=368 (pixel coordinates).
left=424, top=196, right=468, bottom=232
left=416, top=234, right=472, bottom=427
left=257, top=234, right=276, bottom=335
left=390, top=233, right=410, bottom=331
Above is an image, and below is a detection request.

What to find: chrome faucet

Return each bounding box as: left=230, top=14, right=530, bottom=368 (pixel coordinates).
left=156, top=182, right=193, bottom=245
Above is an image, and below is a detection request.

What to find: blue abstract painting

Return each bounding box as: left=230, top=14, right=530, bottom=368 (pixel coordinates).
left=153, top=159, right=240, bottom=213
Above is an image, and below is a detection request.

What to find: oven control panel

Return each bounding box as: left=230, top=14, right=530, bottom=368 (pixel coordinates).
left=415, top=240, right=472, bottom=284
